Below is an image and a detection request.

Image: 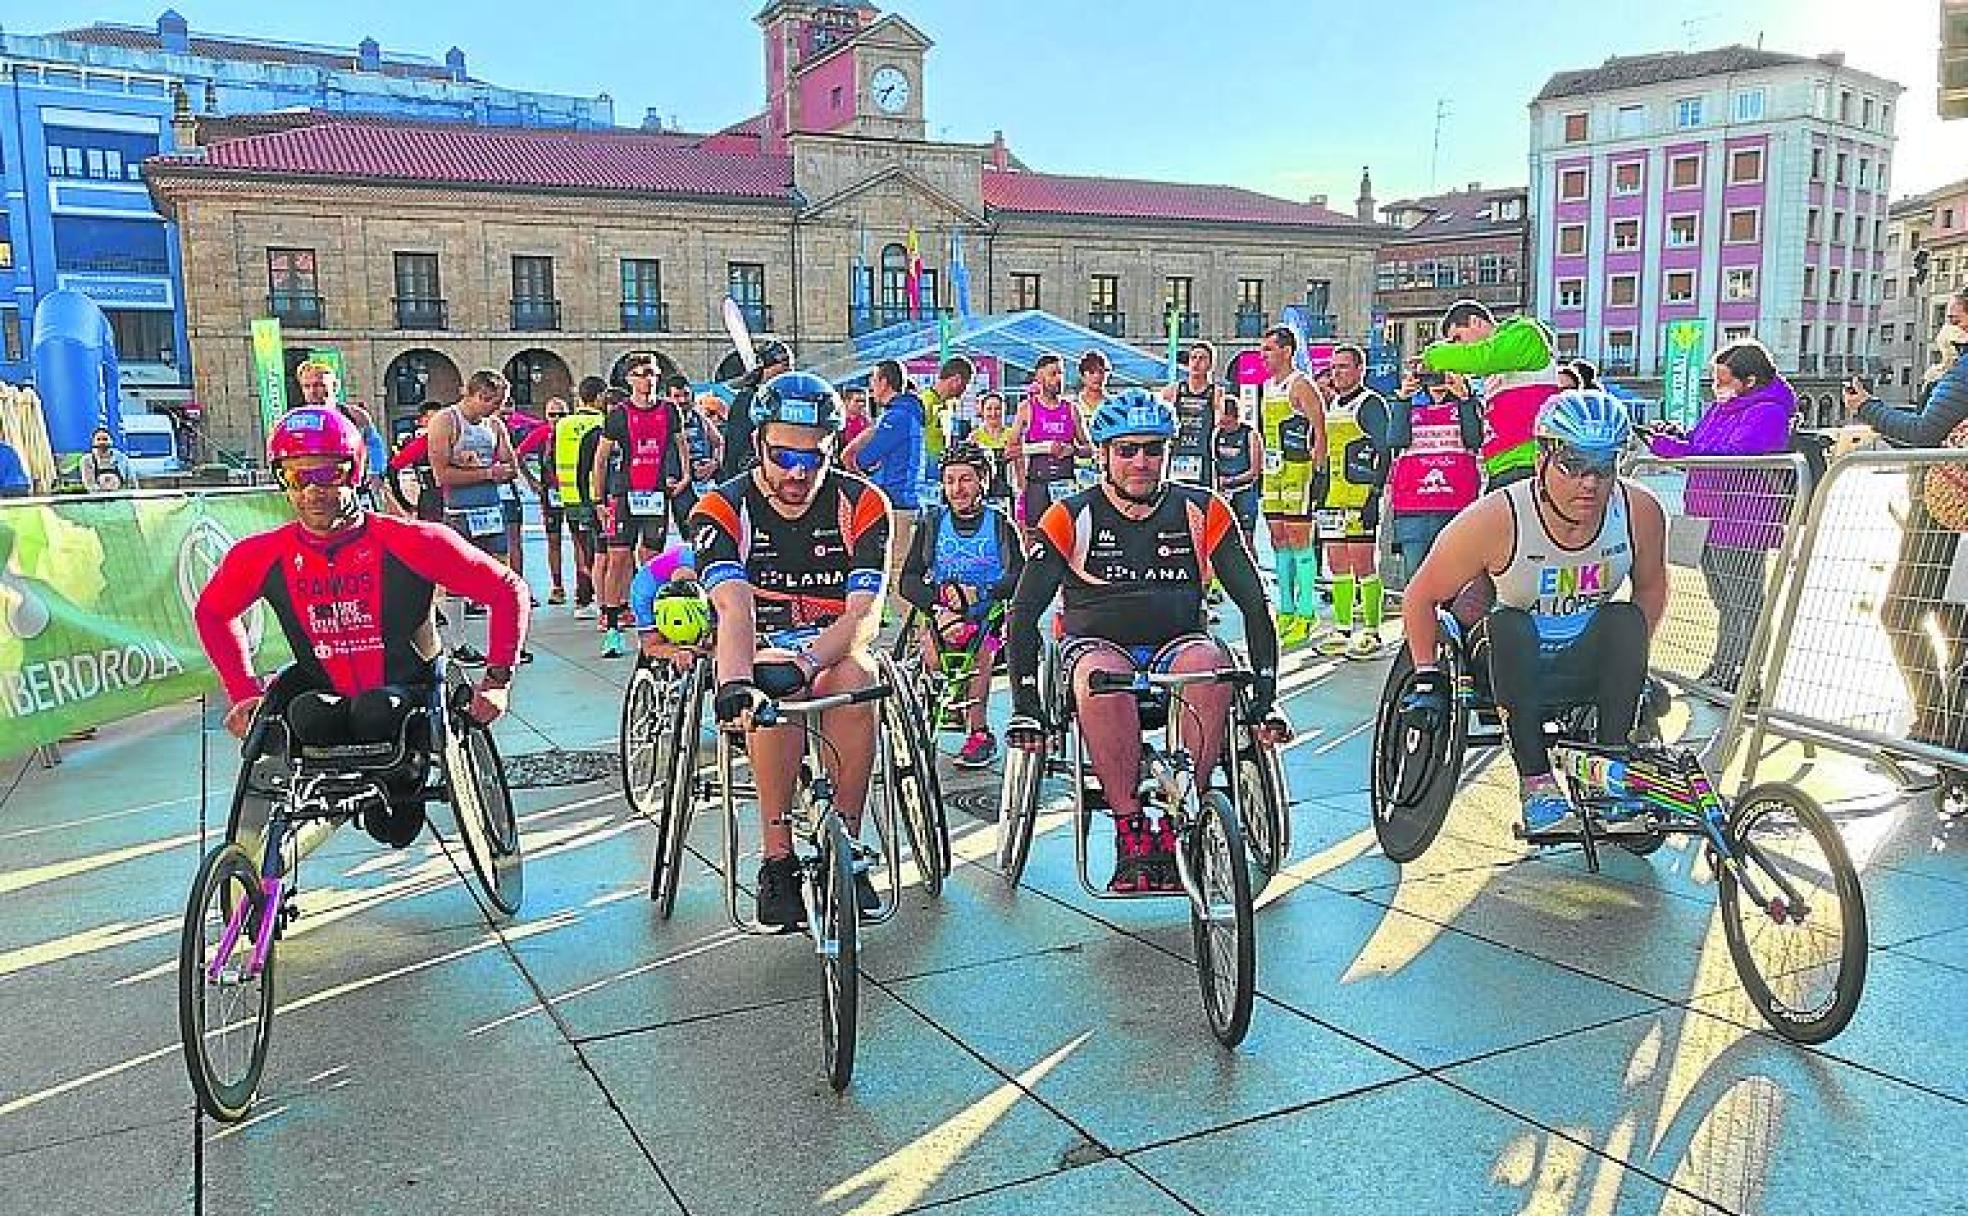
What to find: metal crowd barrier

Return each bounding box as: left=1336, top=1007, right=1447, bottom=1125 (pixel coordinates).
left=1739, top=448, right=1968, bottom=788
left=1626, top=452, right=1814, bottom=771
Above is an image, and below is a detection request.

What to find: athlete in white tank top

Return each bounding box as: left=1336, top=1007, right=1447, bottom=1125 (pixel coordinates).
left=1491, top=477, right=1633, bottom=648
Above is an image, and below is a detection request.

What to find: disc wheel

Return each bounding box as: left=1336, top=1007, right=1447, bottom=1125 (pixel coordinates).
left=818, top=814, right=860, bottom=1092
left=179, top=844, right=277, bottom=1122
left=1369, top=644, right=1467, bottom=863
left=1188, top=791, right=1257, bottom=1047
left=1717, top=784, right=1868, bottom=1044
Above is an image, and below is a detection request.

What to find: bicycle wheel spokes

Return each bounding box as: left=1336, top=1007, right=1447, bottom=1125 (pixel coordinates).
left=819, top=816, right=859, bottom=1092
left=179, top=845, right=277, bottom=1122
left=1717, top=785, right=1868, bottom=1044
left=1188, top=792, right=1256, bottom=1047
left=621, top=664, right=665, bottom=818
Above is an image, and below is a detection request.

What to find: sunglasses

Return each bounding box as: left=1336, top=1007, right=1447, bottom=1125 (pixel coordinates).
left=1547, top=445, right=1617, bottom=480
left=626, top=368, right=655, bottom=379
left=763, top=440, right=831, bottom=472
left=1111, top=439, right=1167, bottom=460
left=274, top=460, right=356, bottom=491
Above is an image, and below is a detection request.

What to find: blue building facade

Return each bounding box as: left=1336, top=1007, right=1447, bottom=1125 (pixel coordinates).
left=0, top=9, right=612, bottom=401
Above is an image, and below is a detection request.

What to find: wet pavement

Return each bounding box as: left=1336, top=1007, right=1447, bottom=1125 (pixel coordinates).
left=2, top=560, right=1964, bottom=1215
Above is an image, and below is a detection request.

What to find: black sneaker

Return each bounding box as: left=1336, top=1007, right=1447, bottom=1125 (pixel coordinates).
left=853, top=871, right=880, bottom=917
left=464, top=602, right=488, bottom=619
left=451, top=644, right=487, bottom=667
left=755, top=856, right=805, bottom=928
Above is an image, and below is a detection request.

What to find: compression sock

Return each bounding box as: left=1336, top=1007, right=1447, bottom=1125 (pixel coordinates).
left=1362, top=575, right=1386, bottom=630
left=1273, top=546, right=1299, bottom=624
left=1300, top=545, right=1325, bottom=620
left=1332, top=572, right=1357, bottom=631
left=603, top=605, right=622, bottom=629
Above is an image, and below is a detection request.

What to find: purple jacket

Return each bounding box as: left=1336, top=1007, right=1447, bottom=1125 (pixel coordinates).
left=1647, top=377, right=1796, bottom=550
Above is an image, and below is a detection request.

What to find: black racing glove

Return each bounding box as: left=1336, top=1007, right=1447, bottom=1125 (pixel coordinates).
left=1397, top=667, right=1452, bottom=731
left=753, top=659, right=809, bottom=699
left=1240, top=669, right=1279, bottom=724
left=1010, top=673, right=1047, bottom=728
left=714, top=680, right=766, bottom=725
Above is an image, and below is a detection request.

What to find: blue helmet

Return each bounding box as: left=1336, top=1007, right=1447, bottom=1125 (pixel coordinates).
left=1089, top=389, right=1176, bottom=444
left=1534, top=388, right=1631, bottom=458
left=753, top=371, right=843, bottom=433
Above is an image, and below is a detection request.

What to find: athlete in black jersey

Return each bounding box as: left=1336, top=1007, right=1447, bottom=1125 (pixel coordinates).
left=693, top=371, right=891, bottom=927
left=1163, top=341, right=1222, bottom=489
left=1007, top=390, right=1289, bottom=891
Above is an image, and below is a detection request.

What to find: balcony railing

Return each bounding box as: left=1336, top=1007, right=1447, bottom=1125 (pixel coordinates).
left=1087, top=309, right=1126, bottom=337
left=1234, top=309, right=1268, bottom=339
left=1296, top=312, right=1338, bottom=340
left=731, top=301, right=773, bottom=332
left=619, top=300, right=670, bottom=333
left=848, top=304, right=919, bottom=335
left=56, top=253, right=172, bottom=275
left=511, top=298, right=561, bottom=332
left=1373, top=282, right=1521, bottom=314
left=267, top=292, right=324, bottom=329
left=1603, top=356, right=1638, bottom=376
left=1172, top=311, right=1200, bottom=339
left=393, top=296, right=447, bottom=330
left=1796, top=354, right=1820, bottom=374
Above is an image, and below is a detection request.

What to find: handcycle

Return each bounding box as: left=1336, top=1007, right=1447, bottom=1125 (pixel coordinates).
left=996, top=646, right=1285, bottom=1046
left=1370, top=609, right=1868, bottom=1044
left=888, top=596, right=1008, bottom=743
left=179, top=660, right=524, bottom=1121
left=637, top=654, right=946, bottom=1089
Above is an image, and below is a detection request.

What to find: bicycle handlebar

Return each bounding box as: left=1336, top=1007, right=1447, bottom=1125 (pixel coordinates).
left=755, top=682, right=893, bottom=727
left=1087, top=668, right=1256, bottom=695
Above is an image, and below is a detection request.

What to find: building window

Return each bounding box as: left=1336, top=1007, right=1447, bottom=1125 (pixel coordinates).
left=1728, top=147, right=1764, bottom=185
left=1555, top=331, right=1582, bottom=358
left=1839, top=90, right=1852, bottom=123
left=1608, top=274, right=1638, bottom=307
left=1947, top=208, right=1959, bottom=229
left=1813, top=82, right=1830, bottom=118
left=1376, top=263, right=1399, bottom=292
left=43, top=126, right=154, bottom=181
left=1611, top=218, right=1641, bottom=252
left=1804, top=266, right=1817, bottom=299
left=1165, top=276, right=1193, bottom=313
left=1907, top=322, right=1918, bottom=341
left=1478, top=254, right=1501, bottom=285
left=1615, top=104, right=1646, bottom=137
left=1725, top=208, right=1760, bottom=244
left=0, top=308, right=19, bottom=363
left=1850, top=273, right=1865, bottom=303
left=1807, top=207, right=1822, bottom=241
left=1835, top=153, right=1849, bottom=185
left=1612, top=161, right=1642, bottom=195
left=1089, top=274, right=1121, bottom=333
left=1832, top=211, right=1846, bottom=242
left=1557, top=223, right=1586, bottom=256
left=1725, top=267, right=1758, bottom=302
left=1862, top=96, right=1875, bottom=128
left=1884, top=278, right=1899, bottom=300
left=511, top=255, right=558, bottom=330
left=1605, top=329, right=1636, bottom=363
left=392, top=252, right=444, bottom=328
left=1887, top=231, right=1900, bottom=252
left=1882, top=102, right=1894, bottom=132
left=1557, top=278, right=1584, bottom=309
left=1811, top=147, right=1824, bottom=181
left=1674, top=97, right=1703, bottom=128
left=620, top=258, right=665, bottom=331
left=1669, top=154, right=1702, bottom=189
left=1857, top=158, right=1870, bottom=188
left=1874, top=219, right=1884, bottom=248
left=1237, top=277, right=1264, bottom=314
left=1829, top=268, right=1842, bottom=299
left=1558, top=167, right=1588, bottom=201
left=267, top=247, right=320, bottom=326
left=1012, top=272, right=1041, bottom=311
left=0, top=213, right=12, bottom=270
left=1665, top=270, right=1696, bottom=303
left=1722, top=325, right=1752, bottom=344
left=1734, top=88, right=1766, bottom=122
left=1667, top=213, right=1699, bottom=247
left=1497, top=197, right=1523, bottom=221
left=104, top=308, right=174, bottom=364
left=728, top=262, right=769, bottom=329
left=1563, top=112, right=1588, bottom=143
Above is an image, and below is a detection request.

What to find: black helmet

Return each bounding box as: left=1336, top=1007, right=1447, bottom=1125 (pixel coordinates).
left=756, top=340, right=793, bottom=370
left=939, top=441, right=990, bottom=475
left=752, top=371, right=843, bottom=434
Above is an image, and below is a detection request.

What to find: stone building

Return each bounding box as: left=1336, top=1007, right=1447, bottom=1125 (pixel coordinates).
left=1372, top=182, right=1529, bottom=363
left=1883, top=178, right=1968, bottom=398
left=143, top=1, right=1382, bottom=457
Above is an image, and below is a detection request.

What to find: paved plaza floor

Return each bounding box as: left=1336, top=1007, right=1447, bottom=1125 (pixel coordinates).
left=2, top=577, right=1963, bottom=1215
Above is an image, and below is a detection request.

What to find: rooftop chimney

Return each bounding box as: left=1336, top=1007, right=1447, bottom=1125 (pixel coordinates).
left=157, top=9, right=189, bottom=54
left=445, top=46, right=467, bottom=82
left=989, top=129, right=1010, bottom=171
left=168, top=81, right=200, bottom=150
left=357, top=37, right=381, bottom=72
left=1356, top=165, right=1375, bottom=223
left=642, top=108, right=665, bottom=130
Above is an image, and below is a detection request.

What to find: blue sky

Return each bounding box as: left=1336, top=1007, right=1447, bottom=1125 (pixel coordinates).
left=37, top=0, right=1968, bottom=203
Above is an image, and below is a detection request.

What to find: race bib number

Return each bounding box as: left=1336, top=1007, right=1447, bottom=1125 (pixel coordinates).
left=545, top=487, right=562, bottom=509
left=692, top=480, right=715, bottom=497
left=627, top=490, right=665, bottom=518
left=458, top=506, right=504, bottom=538
left=1317, top=509, right=1349, bottom=536
left=498, top=481, right=519, bottom=503
left=1047, top=478, right=1080, bottom=503
left=1263, top=450, right=1284, bottom=475
left=1171, top=454, right=1204, bottom=482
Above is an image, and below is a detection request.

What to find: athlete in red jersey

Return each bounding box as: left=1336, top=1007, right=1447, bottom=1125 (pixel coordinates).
left=196, top=408, right=529, bottom=841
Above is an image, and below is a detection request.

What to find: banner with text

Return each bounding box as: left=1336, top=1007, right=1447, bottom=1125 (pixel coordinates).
left=0, top=490, right=293, bottom=755
left=1662, top=319, right=1710, bottom=430
left=250, top=317, right=287, bottom=442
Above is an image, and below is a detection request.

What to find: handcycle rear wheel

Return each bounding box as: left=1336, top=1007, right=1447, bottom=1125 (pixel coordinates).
left=1716, top=783, right=1867, bottom=1044
left=879, top=655, right=949, bottom=893
left=649, top=660, right=707, bottom=919
left=179, top=843, right=277, bottom=1122
left=818, top=813, right=860, bottom=1092
left=619, top=658, right=672, bottom=821
left=441, top=670, right=524, bottom=917
left=1370, top=644, right=1467, bottom=863
left=1189, top=791, right=1257, bottom=1047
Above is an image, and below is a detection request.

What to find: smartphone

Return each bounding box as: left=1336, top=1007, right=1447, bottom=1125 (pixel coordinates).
left=1417, top=370, right=1448, bottom=388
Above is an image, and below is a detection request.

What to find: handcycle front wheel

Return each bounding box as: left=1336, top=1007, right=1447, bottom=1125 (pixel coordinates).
left=997, top=741, right=1044, bottom=886
left=1370, top=645, right=1467, bottom=864
left=179, top=843, right=278, bottom=1123
left=1716, top=783, right=1868, bottom=1044
left=818, top=813, right=860, bottom=1092
left=619, top=659, right=672, bottom=821
left=877, top=654, right=949, bottom=894
left=442, top=671, right=524, bottom=917
left=650, top=660, right=708, bottom=919
left=1233, top=728, right=1290, bottom=892
left=1189, top=790, right=1257, bottom=1047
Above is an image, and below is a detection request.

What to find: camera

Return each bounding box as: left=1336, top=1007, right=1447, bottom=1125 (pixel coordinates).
left=1417, top=370, right=1448, bottom=388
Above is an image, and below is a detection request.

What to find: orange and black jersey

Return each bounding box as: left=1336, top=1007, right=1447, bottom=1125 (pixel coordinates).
left=1008, top=483, right=1279, bottom=717
left=691, top=469, right=891, bottom=635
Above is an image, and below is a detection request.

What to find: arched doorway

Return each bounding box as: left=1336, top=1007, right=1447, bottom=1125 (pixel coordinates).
left=608, top=348, right=680, bottom=389
left=383, top=348, right=462, bottom=424
left=503, top=347, right=573, bottom=409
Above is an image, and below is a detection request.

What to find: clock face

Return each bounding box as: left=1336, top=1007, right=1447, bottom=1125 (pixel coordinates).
left=870, top=66, right=911, bottom=114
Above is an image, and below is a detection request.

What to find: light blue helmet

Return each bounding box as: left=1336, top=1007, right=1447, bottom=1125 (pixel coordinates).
left=1089, top=389, right=1175, bottom=444
left=1534, top=387, right=1632, bottom=458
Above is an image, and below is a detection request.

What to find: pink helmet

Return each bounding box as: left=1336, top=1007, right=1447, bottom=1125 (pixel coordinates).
left=267, top=406, right=365, bottom=480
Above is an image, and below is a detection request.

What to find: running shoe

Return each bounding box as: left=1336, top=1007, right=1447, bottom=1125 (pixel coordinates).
left=1345, top=630, right=1386, bottom=661
left=451, top=644, right=487, bottom=667
left=1142, top=815, right=1180, bottom=892
left=1278, top=615, right=1309, bottom=647
left=1303, top=620, right=1342, bottom=651
left=573, top=602, right=598, bottom=621
left=1316, top=628, right=1353, bottom=659
left=954, top=729, right=998, bottom=769
left=1520, top=781, right=1579, bottom=836
left=1108, top=812, right=1154, bottom=893
left=547, top=587, right=567, bottom=606
left=601, top=628, right=625, bottom=659
left=755, top=856, right=804, bottom=928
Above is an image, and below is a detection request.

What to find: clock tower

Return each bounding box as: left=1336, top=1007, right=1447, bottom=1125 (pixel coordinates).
left=756, top=1, right=931, bottom=149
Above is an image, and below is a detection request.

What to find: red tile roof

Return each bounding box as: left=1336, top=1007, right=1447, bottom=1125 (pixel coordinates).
left=153, top=120, right=794, bottom=201
left=983, top=169, right=1362, bottom=227
left=48, top=24, right=461, bottom=82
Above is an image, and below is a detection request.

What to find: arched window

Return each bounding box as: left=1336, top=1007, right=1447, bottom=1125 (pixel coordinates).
left=880, top=243, right=909, bottom=316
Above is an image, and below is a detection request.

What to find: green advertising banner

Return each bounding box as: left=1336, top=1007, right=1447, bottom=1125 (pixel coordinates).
left=0, top=490, right=294, bottom=757
left=250, top=317, right=287, bottom=439
left=1662, top=319, right=1709, bottom=429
